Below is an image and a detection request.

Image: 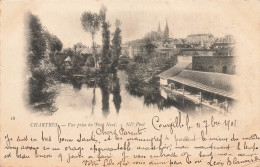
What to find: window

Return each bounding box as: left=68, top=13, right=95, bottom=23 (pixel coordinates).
left=197, top=66, right=203, bottom=71
left=208, top=66, right=214, bottom=72
left=222, top=66, right=227, bottom=73
left=232, top=65, right=236, bottom=74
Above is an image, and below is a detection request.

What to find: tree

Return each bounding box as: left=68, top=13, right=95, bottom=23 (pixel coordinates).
left=111, top=19, right=122, bottom=70
left=85, top=56, right=95, bottom=67
left=27, top=13, right=47, bottom=104
left=49, top=52, right=66, bottom=73
left=71, top=54, right=85, bottom=74
left=100, top=6, right=111, bottom=73
left=27, top=13, right=57, bottom=110
left=44, top=31, right=63, bottom=52
left=81, top=12, right=100, bottom=67
left=214, top=46, right=234, bottom=56
left=144, top=38, right=156, bottom=54
left=44, top=31, right=63, bottom=73
left=27, top=13, right=47, bottom=67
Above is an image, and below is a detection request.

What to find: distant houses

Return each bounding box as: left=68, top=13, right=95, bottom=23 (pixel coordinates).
left=64, top=56, right=72, bottom=67
left=123, top=21, right=236, bottom=112
left=187, top=33, right=214, bottom=44
left=124, top=31, right=235, bottom=59
left=128, top=43, right=146, bottom=58
left=75, top=44, right=102, bottom=55
left=64, top=56, right=72, bottom=71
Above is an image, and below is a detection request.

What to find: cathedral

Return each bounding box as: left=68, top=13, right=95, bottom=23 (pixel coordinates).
left=145, top=20, right=169, bottom=41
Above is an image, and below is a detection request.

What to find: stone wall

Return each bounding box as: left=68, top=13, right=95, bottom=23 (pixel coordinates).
left=192, top=56, right=236, bottom=74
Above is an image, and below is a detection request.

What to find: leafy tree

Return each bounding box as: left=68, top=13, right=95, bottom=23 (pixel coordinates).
left=49, top=52, right=66, bottom=72
left=27, top=13, right=47, bottom=104
left=27, top=13, right=57, bottom=110
left=63, top=48, right=74, bottom=56
left=43, top=31, right=64, bottom=73
left=71, top=54, right=85, bottom=74
left=99, top=6, right=107, bottom=22
left=100, top=6, right=111, bottom=73
left=44, top=31, right=63, bottom=52
left=144, top=38, right=156, bottom=54
left=111, top=19, right=122, bottom=70
left=214, top=46, right=234, bottom=56
left=85, top=56, right=95, bottom=67
left=27, top=13, right=46, bottom=67
left=81, top=11, right=100, bottom=67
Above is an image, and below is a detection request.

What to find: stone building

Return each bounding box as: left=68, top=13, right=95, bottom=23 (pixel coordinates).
left=145, top=19, right=169, bottom=41
left=192, top=56, right=236, bottom=74
left=187, top=34, right=214, bottom=44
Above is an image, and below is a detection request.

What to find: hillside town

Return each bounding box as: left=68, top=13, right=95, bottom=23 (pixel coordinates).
left=123, top=21, right=235, bottom=58
left=122, top=20, right=236, bottom=113
left=27, top=8, right=236, bottom=115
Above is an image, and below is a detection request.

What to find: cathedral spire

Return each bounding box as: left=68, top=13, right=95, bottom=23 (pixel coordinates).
left=163, top=18, right=169, bottom=39
left=166, top=19, right=168, bottom=28
left=158, top=22, right=161, bottom=32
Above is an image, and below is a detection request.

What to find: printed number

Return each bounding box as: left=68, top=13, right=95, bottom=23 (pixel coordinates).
left=11, top=117, right=15, bottom=120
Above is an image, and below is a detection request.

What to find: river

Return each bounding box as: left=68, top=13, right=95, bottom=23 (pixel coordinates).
left=36, top=70, right=214, bottom=119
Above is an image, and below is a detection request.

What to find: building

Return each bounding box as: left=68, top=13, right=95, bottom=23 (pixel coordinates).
left=121, top=44, right=130, bottom=56
left=64, top=56, right=72, bottom=69
left=215, top=35, right=235, bottom=44
left=180, top=49, right=217, bottom=57
left=128, top=44, right=147, bottom=58
left=192, top=56, right=236, bottom=74
left=158, top=62, right=192, bottom=85
left=187, top=34, right=214, bottom=44
left=158, top=64, right=237, bottom=112
left=163, top=20, right=169, bottom=39
left=155, top=48, right=179, bottom=56
left=145, top=20, right=169, bottom=41
left=76, top=45, right=102, bottom=55
left=177, top=55, right=192, bottom=63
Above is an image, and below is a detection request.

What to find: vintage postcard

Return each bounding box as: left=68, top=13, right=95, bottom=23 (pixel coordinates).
left=1, top=0, right=260, bottom=166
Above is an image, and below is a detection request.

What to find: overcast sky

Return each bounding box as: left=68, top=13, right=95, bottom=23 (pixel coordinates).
left=27, top=0, right=255, bottom=48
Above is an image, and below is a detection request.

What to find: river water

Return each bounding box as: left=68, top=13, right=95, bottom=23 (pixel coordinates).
left=42, top=70, right=212, bottom=119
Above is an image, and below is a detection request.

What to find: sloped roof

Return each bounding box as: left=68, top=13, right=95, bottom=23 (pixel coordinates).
left=168, top=70, right=237, bottom=99
left=158, top=62, right=192, bottom=79
left=64, top=56, right=71, bottom=62
left=96, top=47, right=102, bottom=54
left=174, top=62, right=192, bottom=68
left=77, top=47, right=92, bottom=54
left=77, top=47, right=102, bottom=54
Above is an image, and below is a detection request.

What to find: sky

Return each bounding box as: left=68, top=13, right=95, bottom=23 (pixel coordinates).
left=23, top=0, right=257, bottom=48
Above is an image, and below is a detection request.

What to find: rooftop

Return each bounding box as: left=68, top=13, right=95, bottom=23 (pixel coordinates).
left=157, top=62, right=192, bottom=79
left=169, top=70, right=237, bottom=99
left=187, top=34, right=213, bottom=37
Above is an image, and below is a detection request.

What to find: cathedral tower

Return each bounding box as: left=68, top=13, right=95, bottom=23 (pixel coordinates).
left=163, top=19, right=169, bottom=39
left=158, top=22, right=161, bottom=32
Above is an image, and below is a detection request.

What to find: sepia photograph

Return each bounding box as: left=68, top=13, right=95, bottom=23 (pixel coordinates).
left=25, top=1, right=237, bottom=118
left=1, top=1, right=260, bottom=167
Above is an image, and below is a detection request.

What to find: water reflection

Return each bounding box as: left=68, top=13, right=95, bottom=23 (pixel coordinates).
left=68, top=73, right=122, bottom=116
left=98, top=76, right=110, bottom=116
left=91, top=81, right=97, bottom=115
left=33, top=70, right=211, bottom=116
left=125, top=76, right=198, bottom=114
left=71, top=78, right=83, bottom=90
left=112, top=74, right=122, bottom=113
left=29, top=71, right=58, bottom=113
